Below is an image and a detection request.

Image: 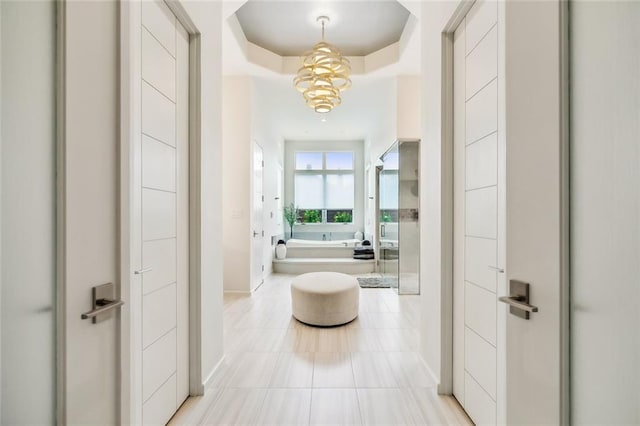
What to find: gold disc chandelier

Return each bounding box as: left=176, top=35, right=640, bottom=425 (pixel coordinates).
left=293, top=16, right=352, bottom=113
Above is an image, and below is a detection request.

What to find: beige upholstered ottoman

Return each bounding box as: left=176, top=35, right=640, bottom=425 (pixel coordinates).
left=291, top=272, right=360, bottom=326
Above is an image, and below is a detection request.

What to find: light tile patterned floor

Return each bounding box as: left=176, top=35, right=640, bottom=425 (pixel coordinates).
left=170, top=273, right=472, bottom=425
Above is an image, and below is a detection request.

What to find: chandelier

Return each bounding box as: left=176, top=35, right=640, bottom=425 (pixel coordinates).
left=293, top=16, right=352, bottom=113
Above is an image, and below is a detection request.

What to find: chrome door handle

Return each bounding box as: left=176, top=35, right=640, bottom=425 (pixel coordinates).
left=81, top=300, right=124, bottom=320
left=81, top=282, right=123, bottom=323
left=253, top=231, right=260, bottom=237
left=488, top=266, right=504, bottom=273
left=134, top=267, right=153, bottom=275
left=499, top=296, right=538, bottom=313
left=499, top=280, right=538, bottom=320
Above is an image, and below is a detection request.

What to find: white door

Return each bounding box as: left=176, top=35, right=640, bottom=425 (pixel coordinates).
left=252, top=142, right=264, bottom=290
left=453, top=1, right=504, bottom=424
left=570, top=2, right=640, bottom=423
left=134, top=1, right=189, bottom=423
left=1, top=1, right=57, bottom=423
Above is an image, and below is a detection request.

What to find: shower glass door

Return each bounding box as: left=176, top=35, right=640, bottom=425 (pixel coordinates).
left=378, top=144, right=399, bottom=289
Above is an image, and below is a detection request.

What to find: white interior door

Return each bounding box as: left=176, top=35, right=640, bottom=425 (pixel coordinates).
left=1, top=1, right=57, bottom=423
left=135, top=1, right=189, bottom=423
left=453, top=1, right=504, bottom=424
left=252, top=142, right=264, bottom=291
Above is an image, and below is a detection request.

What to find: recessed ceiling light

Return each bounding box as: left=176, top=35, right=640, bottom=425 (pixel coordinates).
left=321, top=118, right=327, bottom=123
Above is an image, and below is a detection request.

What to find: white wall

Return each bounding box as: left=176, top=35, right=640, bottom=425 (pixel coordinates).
left=222, top=76, right=252, bottom=292
left=1, top=1, right=56, bottom=423
left=397, top=75, right=422, bottom=139
left=222, top=76, right=285, bottom=291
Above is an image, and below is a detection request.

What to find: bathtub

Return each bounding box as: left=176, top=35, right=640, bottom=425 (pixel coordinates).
left=286, top=238, right=362, bottom=248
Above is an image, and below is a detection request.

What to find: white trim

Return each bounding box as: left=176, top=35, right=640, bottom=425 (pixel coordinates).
left=202, top=355, right=225, bottom=390
left=55, top=1, right=67, bottom=423
left=559, top=1, right=570, bottom=423
left=438, top=0, right=475, bottom=397
left=119, top=1, right=204, bottom=422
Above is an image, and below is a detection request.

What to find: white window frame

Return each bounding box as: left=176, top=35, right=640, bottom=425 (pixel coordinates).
left=294, top=150, right=355, bottom=224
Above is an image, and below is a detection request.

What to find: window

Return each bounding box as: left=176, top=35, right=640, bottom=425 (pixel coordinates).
left=294, top=151, right=354, bottom=224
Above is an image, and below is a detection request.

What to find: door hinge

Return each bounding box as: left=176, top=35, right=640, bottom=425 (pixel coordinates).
left=262, top=230, right=265, bottom=237
left=261, top=160, right=264, bottom=168
left=261, top=265, right=264, bottom=271
left=262, top=195, right=264, bottom=202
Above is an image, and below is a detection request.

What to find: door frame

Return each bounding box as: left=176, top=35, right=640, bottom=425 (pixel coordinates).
left=439, top=0, right=570, bottom=424
left=55, top=0, right=67, bottom=423
left=119, top=1, right=203, bottom=424
left=251, top=140, right=264, bottom=291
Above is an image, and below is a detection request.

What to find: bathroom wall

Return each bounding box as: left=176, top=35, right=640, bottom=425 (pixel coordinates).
left=222, top=76, right=285, bottom=291
left=222, top=76, right=252, bottom=292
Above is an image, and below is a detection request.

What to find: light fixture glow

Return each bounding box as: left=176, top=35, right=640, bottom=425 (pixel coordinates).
left=293, top=16, right=351, bottom=114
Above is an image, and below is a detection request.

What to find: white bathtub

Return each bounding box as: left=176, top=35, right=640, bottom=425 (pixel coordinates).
left=286, top=238, right=361, bottom=248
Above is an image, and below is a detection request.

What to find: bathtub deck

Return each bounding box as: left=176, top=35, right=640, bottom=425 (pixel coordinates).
left=273, top=258, right=376, bottom=275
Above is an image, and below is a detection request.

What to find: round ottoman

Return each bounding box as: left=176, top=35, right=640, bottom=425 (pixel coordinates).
left=291, top=272, right=360, bottom=326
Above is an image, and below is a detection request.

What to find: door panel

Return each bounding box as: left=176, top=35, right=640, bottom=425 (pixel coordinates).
left=464, top=372, right=496, bottom=424
left=464, top=237, right=496, bottom=292
left=465, top=327, right=497, bottom=400
left=142, top=283, right=176, bottom=348
left=143, top=135, right=177, bottom=192
left=466, top=26, right=498, bottom=99
left=142, top=239, right=177, bottom=294
left=453, top=1, right=501, bottom=424
left=465, top=282, right=497, bottom=345
left=465, top=133, right=497, bottom=190
left=142, top=189, right=176, bottom=241
left=64, top=1, right=120, bottom=423
left=1, top=1, right=57, bottom=423
left=251, top=143, right=264, bottom=291
left=465, top=187, right=497, bottom=238
left=143, top=373, right=177, bottom=425
left=142, top=0, right=176, bottom=56
left=465, top=0, right=497, bottom=53
left=141, top=28, right=175, bottom=101
left=136, top=1, right=189, bottom=423
left=142, top=82, right=176, bottom=146
left=465, top=80, right=497, bottom=144
left=570, top=2, right=640, bottom=424
left=143, top=329, right=177, bottom=401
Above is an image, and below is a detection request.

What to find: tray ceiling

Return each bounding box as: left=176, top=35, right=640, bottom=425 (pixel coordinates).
left=235, top=1, right=411, bottom=57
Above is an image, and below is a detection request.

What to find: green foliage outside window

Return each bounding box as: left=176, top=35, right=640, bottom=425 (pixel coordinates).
left=333, top=211, right=352, bottom=223
left=303, top=209, right=322, bottom=223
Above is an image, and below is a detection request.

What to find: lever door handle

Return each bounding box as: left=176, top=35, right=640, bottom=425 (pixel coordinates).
left=81, top=299, right=124, bottom=320
left=253, top=231, right=260, bottom=237
left=488, top=266, right=504, bottom=273
left=498, top=296, right=538, bottom=313
left=134, top=267, right=153, bottom=275
left=500, top=280, right=538, bottom=319
left=81, top=282, right=123, bottom=323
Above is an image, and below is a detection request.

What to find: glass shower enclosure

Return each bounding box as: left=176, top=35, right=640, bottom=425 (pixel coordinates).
left=377, top=140, right=420, bottom=294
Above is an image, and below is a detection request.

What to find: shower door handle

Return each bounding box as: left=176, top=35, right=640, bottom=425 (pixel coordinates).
left=381, top=224, right=386, bottom=238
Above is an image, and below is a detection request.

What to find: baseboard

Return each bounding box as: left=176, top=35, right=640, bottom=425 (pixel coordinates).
left=202, top=354, right=226, bottom=390
left=223, top=290, right=251, bottom=294
left=418, top=353, right=443, bottom=393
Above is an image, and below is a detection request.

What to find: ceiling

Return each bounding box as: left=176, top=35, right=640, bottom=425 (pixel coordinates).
left=235, top=1, right=411, bottom=56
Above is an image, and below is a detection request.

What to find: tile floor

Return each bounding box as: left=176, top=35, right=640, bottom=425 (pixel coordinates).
left=170, top=273, right=471, bottom=425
